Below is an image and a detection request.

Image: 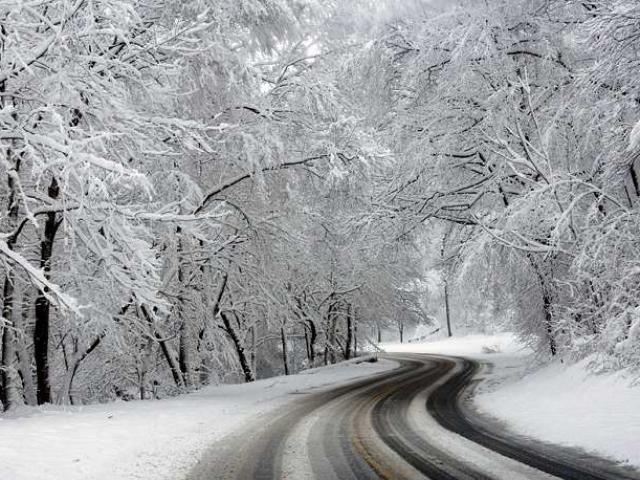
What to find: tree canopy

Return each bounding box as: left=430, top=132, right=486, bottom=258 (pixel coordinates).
left=1, top=0, right=639, bottom=409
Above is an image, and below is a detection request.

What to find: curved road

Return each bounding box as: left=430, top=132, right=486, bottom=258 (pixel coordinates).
left=187, top=354, right=639, bottom=480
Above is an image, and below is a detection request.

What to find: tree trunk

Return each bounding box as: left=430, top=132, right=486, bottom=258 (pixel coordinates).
left=250, top=325, right=256, bottom=375
left=280, top=325, right=289, bottom=375
left=196, top=273, right=229, bottom=385
left=17, top=342, right=36, bottom=406
left=1, top=273, right=24, bottom=410
left=1, top=148, right=24, bottom=410
left=138, top=336, right=154, bottom=400
left=542, top=291, right=557, bottom=356
left=197, top=273, right=228, bottom=352
left=138, top=369, right=146, bottom=401
left=176, top=227, right=194, bottom=388
left=57, top=358, right=79, bottom=405
left=630, top=160, right=640, bottom=197
left=306, top=319, right=317, bottom=364
left=34, top=177, right=60, bottom=405
left=56, top=334, right=104, bottom=404
left=444, top=279, right=452, bottom=337
left=527, top=255, right=557, bottom=356
left=442, top=227, right=453, bottom=338
left=178, top=317, right=193, bottom=388
left=220, top=312, right=254, bottom=382
left=139, top=304, right=185, bottom=388
left=16, top=295, right=37, bottom=406
left=325, top=301, right=337, bottom=365
left=353, top=316, right=358, bottom=357
left=158, top=337, right=185, bottom=388
left=345, top=305, right=353, bottom=360
left=304, top=328, right=310, bottom=363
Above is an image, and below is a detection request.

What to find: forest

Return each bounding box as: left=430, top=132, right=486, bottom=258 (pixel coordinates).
left=1, top=0, right=639, bottom=410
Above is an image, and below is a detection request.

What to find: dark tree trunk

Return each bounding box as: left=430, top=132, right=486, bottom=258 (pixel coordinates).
left=158, top=338, right=185, bottom=387
left=630, top=160, right=640, bottom=197
left=325, top=301, right=338, bottom=365
left=280, top=325, right=289, bottom=375
left=178, top=320, right=192, bottom=388
left=441, top=227, right=453, bottom=338
left=249, top=325, right=256, bottom=374
left=198, top=273, right=228, bottom=352
left=527, top=255, right=557, bottom=357
left=345, top=305, right=353, bottom=360
left=139, top=305, right=184, bottom=388
left=306, top=319, right=317, bottom=364
left=1, top=154, right=23, bottom=410
left=16, top=292, right=37, bottom=406
left=34, top=177, right=60, bottom=405
left=196, top=273, right=229, bottom=386
left=220, top=312, right=254, bottom=382
left=542, top=291, right=557, bottom=356
left=444, top=280, right=452, bottom=337
left=353, top=316, right=358, bottom=357
left=1, top=273, right=23, bottom=410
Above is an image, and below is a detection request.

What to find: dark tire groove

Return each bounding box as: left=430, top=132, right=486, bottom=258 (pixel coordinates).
left=427, top=357, right=640, bottom=480
left=369, top=359, right=492, bottom=480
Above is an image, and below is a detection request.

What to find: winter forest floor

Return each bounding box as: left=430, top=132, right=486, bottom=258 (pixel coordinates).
left=0, top=357, right=397, bottom=480
left=383, top=334, right=640, bottom=470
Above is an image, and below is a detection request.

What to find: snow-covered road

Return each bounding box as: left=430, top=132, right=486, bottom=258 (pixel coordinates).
left=385, top=334, right=640, bottom=473
left=186, top=352, right=637, bottom=479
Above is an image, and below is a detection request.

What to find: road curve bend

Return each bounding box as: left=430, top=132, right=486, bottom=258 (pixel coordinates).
left=186, top=354, right=639, bottom=480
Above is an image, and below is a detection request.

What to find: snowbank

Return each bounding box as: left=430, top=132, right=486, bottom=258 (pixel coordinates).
left=381, top=332, right=525, bottom=357
left=0, top=357, right=397, bottom=480
left=474, top=358, right=640, bottom=468
left=383, top=333, right=640, bottom=469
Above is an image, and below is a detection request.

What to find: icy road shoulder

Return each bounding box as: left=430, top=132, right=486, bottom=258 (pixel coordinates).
left=0, top=357, right=398, bottom=480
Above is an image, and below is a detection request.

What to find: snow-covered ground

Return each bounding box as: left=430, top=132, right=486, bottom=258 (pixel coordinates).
left=0, top=357, right=397, bottom=480
left=382, top=332, right=525, bottom=357
left=475, top=357, right=640, bottom=468
left=383, top=333, right=640, bottom=469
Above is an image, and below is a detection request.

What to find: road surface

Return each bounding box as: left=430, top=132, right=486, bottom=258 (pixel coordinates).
left=186, top=354, right=639, bottom=480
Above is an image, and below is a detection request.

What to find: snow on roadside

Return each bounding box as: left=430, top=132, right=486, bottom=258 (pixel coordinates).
left=0, top=357, right=397, bottom=480
left=474, top=357, right=640, bottom=468
left=381, top=332, right=525, bottom=357
left=382, top=333, right=640, bottom=469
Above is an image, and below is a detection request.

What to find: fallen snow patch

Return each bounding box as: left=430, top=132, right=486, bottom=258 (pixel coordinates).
left=381, top=332, right=525, bottom=358
left=474, top=357, right=640, bottom=468
left=0, top=357, right=397, bottom=480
